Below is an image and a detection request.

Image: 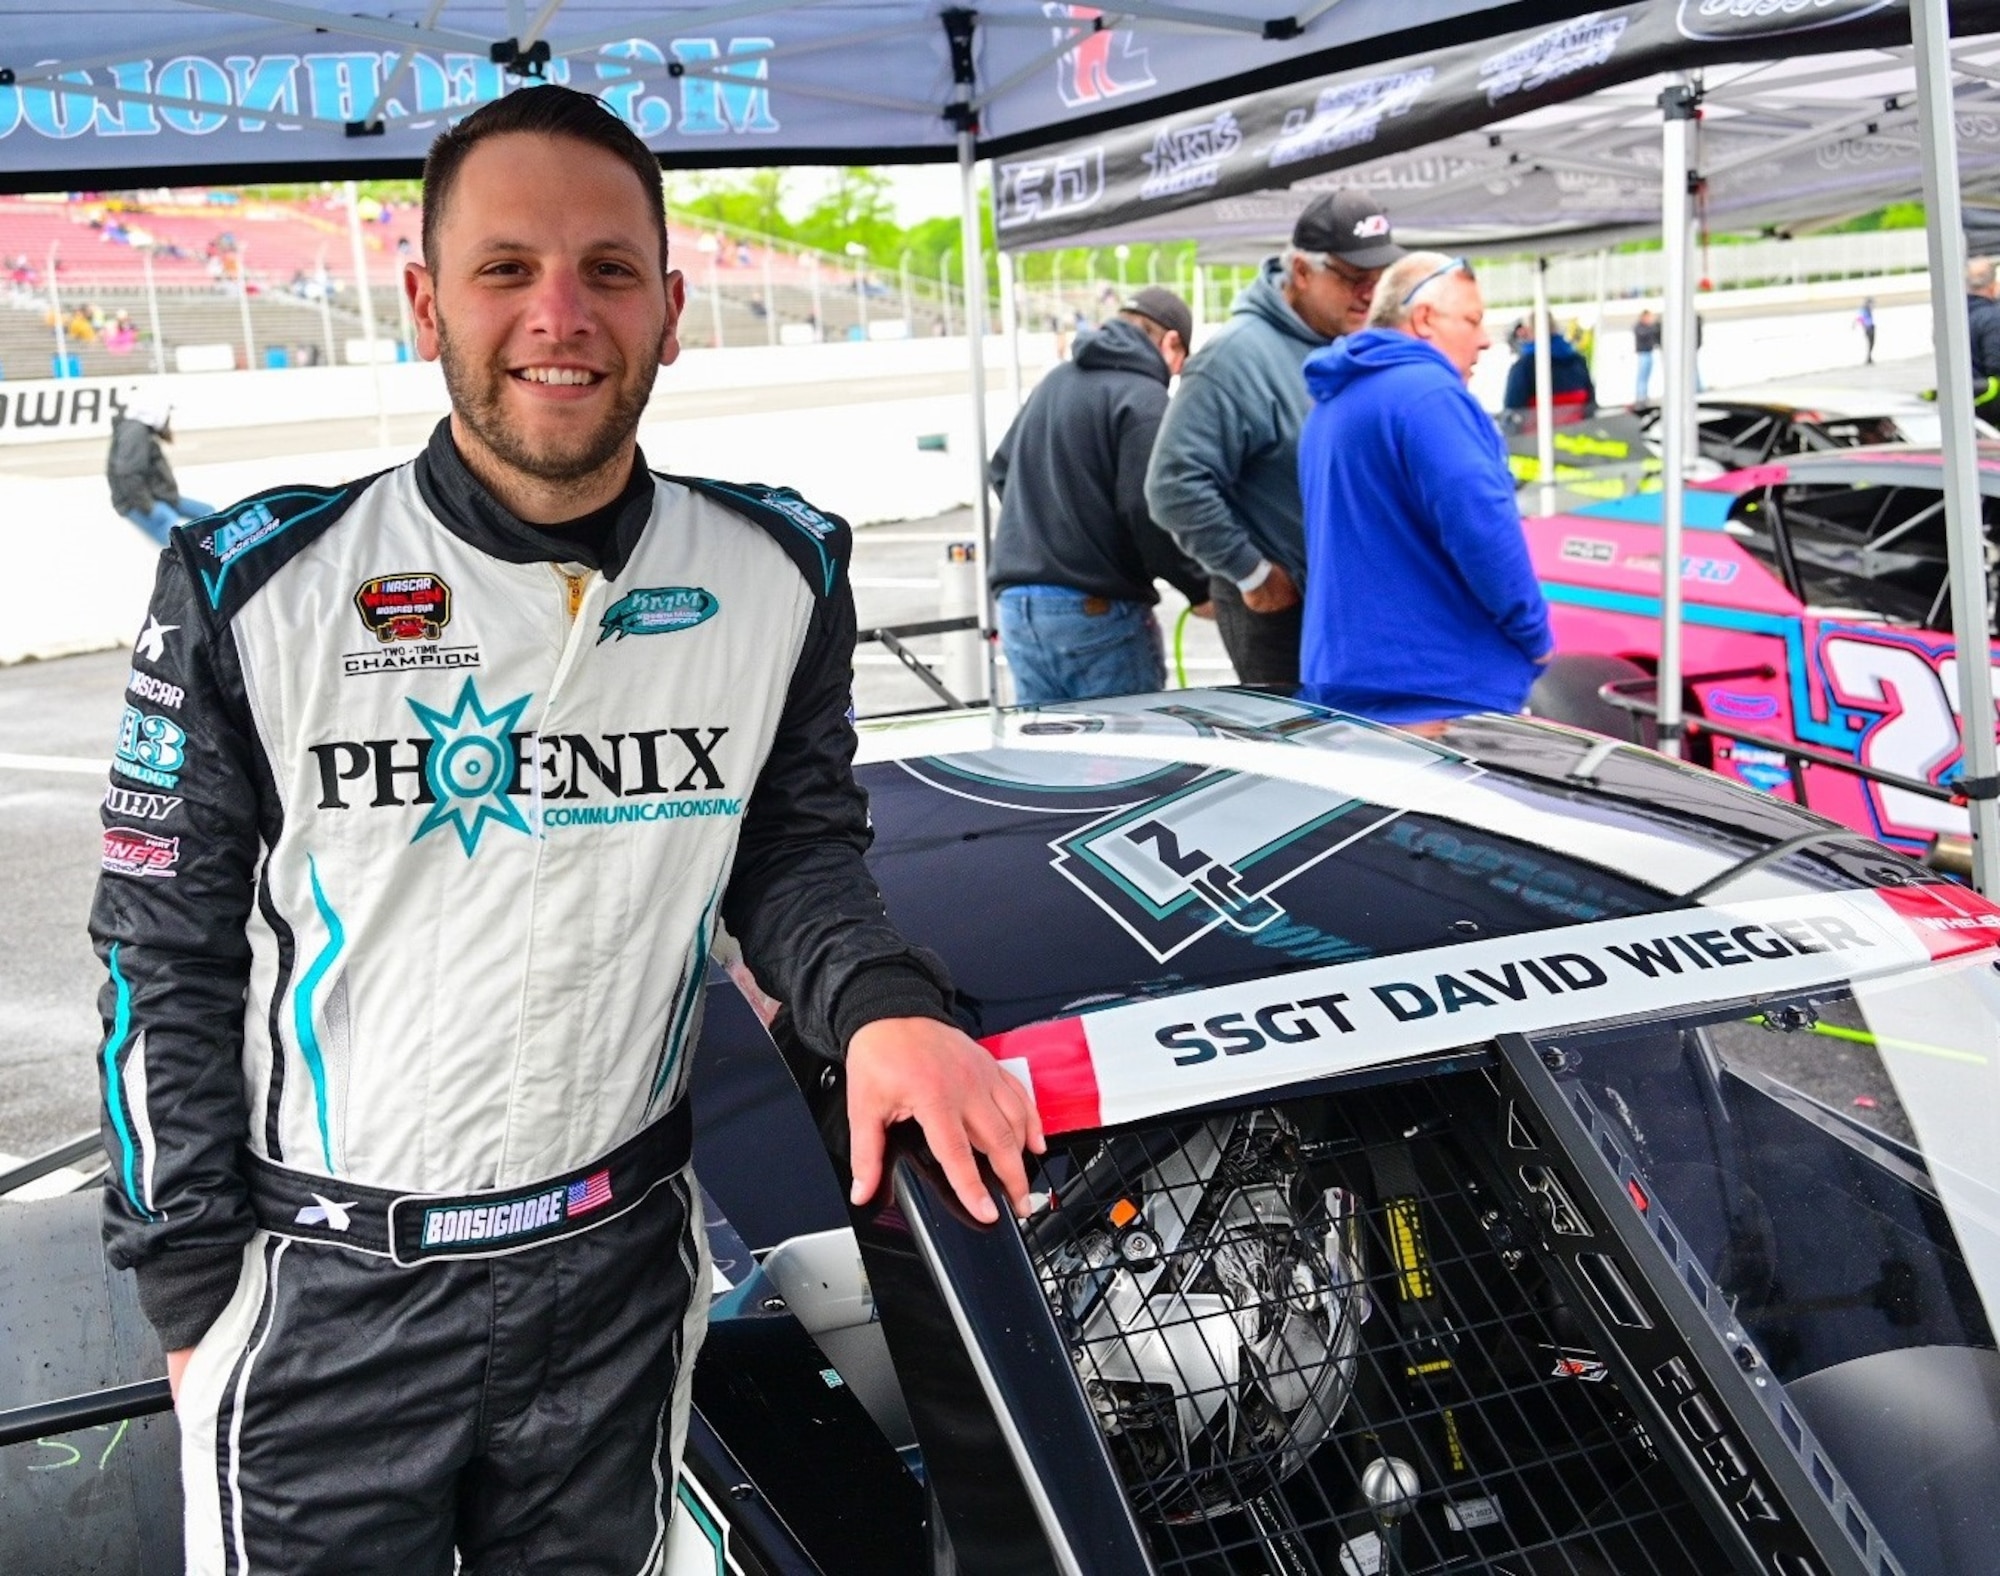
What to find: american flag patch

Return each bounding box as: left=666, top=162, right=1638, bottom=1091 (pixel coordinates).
left=567, top=1169, right=613, bottom=1217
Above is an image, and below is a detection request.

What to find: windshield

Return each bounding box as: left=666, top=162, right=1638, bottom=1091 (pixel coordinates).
left=1535, top=953, right=2000, bottom=1572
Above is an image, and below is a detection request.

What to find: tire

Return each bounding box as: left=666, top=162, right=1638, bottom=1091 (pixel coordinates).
left=1525, top=654, right=1658, bottom=748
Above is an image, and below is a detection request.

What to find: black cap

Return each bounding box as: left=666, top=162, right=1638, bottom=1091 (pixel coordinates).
left=1291, top=191, right=1404, bottom=270
left=1121, top=286, right=1195, bottom=352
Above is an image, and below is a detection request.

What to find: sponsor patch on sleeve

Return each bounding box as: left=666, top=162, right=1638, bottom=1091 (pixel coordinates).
left=102, top=827, right=179, bottom=878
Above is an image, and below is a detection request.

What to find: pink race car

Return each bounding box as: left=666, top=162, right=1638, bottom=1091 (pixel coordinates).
left=1526, top=443, right=2000, bottom=853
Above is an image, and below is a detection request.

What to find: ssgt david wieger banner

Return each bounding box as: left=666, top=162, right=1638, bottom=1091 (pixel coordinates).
left=984, top=884, right=2000, bottom=1134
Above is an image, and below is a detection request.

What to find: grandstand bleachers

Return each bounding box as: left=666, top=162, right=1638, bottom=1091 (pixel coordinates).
left=1, top=192, right=954, bottom=377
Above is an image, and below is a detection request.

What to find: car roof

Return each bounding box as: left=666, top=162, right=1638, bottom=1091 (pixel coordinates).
left=853, top=692, right=1964, bottom=1130
left=1693, top=387, right=1937, bottom=418
left=1709, top=441, right=2000, bottom=497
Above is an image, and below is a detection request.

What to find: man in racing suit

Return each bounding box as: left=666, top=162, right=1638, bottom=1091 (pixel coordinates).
left=90, top=85, right=1041, bottom=1575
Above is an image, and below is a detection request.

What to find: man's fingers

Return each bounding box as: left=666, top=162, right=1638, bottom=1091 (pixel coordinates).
left=848, top=1103, right=886, bottom=1208
left=923, top=1112, right=999, bottom=1224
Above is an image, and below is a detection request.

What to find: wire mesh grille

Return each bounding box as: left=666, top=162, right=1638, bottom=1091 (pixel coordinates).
left=1020, top=1076, right=1731, bottom=1575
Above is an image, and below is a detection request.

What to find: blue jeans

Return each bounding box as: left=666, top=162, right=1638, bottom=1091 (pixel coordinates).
left=120, top=497, right=216, bottom=546
left=997, top=586, right=1164, bottom=705
left=1634, top=350, right=1655, bottom=403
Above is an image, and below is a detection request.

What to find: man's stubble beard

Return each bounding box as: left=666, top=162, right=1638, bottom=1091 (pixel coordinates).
left=435, top=309, right=665, bottom=488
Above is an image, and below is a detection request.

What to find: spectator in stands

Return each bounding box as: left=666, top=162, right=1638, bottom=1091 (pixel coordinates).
left=1144, top=190, right=1403, bottom=689
left=107, top=399, right=215, bottom=545
left=1296, top=252, right=1552, bottom=723
left=988, top=287, right=1211, bottom=703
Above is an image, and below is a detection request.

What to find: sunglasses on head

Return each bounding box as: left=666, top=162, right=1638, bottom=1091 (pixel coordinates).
left=1400, top=256, right=1471, bottom=309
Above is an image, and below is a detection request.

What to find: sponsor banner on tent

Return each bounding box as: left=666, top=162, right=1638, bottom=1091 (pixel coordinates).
left=995, top=0, right=2000, bottom=249
left=0, top=0, right=1614, bottom=181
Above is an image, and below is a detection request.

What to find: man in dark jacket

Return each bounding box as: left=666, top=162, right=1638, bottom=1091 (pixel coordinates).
left=1297, top=252, right=1553, bottom=722
left=1144, top=192, right=1402, bottom=689
left=1969, top=259, right=2000, bottom=417
left=105, top=398, right=214, bottom=544
left=989, top=287, right=1209, bottom=702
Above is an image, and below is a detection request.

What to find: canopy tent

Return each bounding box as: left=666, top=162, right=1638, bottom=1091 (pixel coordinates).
left=993, top=0, right=2000, bottom=250
left=1002, top=36, right=2000, bottom=260
left=0, top=0, right=1617, bottom=189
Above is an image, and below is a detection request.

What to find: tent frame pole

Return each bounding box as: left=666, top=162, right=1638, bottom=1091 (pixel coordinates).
left=998, top=245, right=1024, bottom=413
left=1532, top=256, right=1556, bottom=519
left=344, top=181, right=390, bottom=449
left=1657, top=82, right=1698, bottom=761
left=958, top=128, right=995, bottom=708
left=1913, top=0, right=2000, bottom=893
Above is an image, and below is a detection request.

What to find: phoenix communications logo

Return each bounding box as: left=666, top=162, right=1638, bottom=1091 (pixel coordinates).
left=306, top=677, right=739, bottom=855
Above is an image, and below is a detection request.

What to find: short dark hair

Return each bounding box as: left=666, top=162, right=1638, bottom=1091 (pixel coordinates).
left=421, top=85, right=667, bottom=269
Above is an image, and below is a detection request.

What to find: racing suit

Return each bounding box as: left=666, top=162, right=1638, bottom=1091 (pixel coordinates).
left=90, top=420, right=953, bottom=1574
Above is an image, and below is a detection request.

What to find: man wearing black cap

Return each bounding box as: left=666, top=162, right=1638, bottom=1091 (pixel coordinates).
left=989, top=286, right=1210, bottom=703
left=1145, top=191, right=1401, bottom=688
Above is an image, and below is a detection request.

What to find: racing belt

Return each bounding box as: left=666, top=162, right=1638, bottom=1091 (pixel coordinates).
left=241, top=1099, right=693, bottom=1266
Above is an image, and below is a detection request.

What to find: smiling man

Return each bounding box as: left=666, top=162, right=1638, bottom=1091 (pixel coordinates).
left=89, top=86, right=1041, bottom=1574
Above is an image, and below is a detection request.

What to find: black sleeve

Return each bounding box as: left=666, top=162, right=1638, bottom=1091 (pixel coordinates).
left=721, top=554, right=955, bottom=1062
left=90, top=547, right=264, bottom=1350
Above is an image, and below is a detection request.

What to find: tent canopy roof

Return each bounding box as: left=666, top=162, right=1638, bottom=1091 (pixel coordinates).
left=989, top=0, right=2000, bottom=259
left=0, top=0, right=1605, bottom=192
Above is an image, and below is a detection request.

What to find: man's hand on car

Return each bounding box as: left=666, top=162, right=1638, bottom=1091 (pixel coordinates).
left=1244, top=564, right=1301, bottom=613
left=845, top=1017, right=1047, bottom=1224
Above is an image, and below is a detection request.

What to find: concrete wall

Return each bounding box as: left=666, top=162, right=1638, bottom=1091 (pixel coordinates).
left=0, top=334, right=1054, bottom=447
left=0, top=384, right=1032, bottom=664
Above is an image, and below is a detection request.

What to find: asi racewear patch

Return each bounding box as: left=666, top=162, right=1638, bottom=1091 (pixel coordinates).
left=981, top=885, right=2000, bottom=1134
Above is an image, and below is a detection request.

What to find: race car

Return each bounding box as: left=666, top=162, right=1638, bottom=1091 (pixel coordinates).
left=1632, top=389, right=1990, bottom=469
left=1506, top=392, right=1995, bottom=503
left=5, top=690, right=1998, bottom=1576
left=1527, top=443, right=2000, bottom=853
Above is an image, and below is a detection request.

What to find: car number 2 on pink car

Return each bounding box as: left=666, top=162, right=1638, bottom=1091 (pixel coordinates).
left=1526, top=445, right=2000, bottom=852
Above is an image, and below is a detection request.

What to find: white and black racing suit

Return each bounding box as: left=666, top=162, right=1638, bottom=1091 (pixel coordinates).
left=89, top=420, right=953, bottom=1574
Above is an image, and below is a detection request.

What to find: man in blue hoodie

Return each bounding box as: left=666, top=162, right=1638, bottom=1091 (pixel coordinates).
left=1145, top=192, right=1402, bottom=688
left=1297, top=252, right=1554, bottom=722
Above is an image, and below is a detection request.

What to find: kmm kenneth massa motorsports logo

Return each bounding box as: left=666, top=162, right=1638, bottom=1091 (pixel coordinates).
left=598, top=587, right=719, bottom=643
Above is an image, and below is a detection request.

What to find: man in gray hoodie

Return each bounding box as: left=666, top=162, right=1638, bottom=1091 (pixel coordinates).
left=1145, top=192, right=1401, bottom=688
